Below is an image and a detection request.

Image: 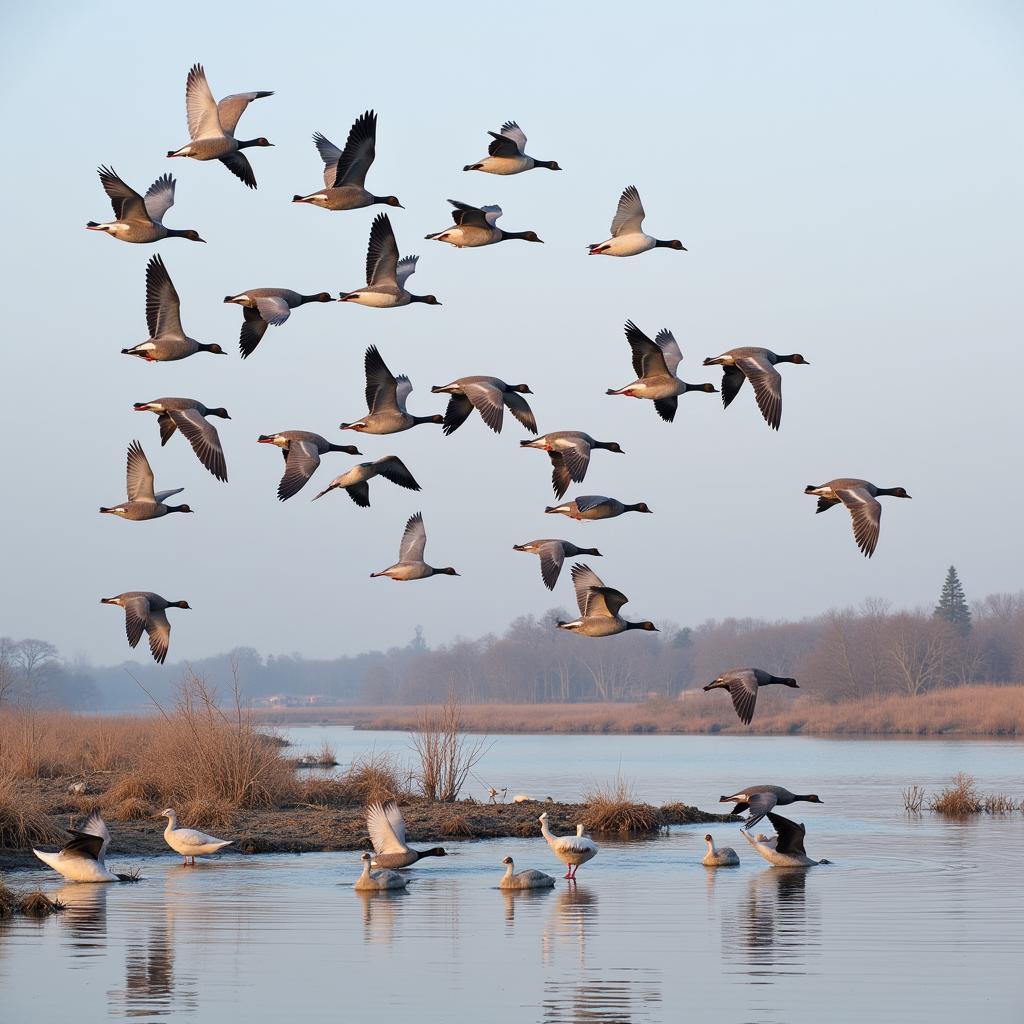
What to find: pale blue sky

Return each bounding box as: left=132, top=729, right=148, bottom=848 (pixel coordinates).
left=1, top=1, right=1022, bottom=665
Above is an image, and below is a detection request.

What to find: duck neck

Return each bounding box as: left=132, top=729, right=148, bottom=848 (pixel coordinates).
left=502, top=861, right=514, bottom=882
left=360, top=859, right=371, bottom=880
left=413, top=415, right=444, bottom=426
left=540, top=818, right=554, bottom=844
left=163, top=814, right=176, bottom=835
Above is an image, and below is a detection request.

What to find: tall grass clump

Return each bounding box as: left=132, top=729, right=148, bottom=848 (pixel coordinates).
left=411, top=690, right=489, bottom=802
left=0, top=771, right=64, bottom=849
left=581, top=774, right=660, bottom=834
left=930, top=772, right=982, bottom=815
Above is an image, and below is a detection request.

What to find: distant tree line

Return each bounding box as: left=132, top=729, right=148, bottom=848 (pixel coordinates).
left=4, top=569, right=1024, bottom=710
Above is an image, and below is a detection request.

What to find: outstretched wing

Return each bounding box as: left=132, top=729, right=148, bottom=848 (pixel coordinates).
left=395, top=256, right=418, bottom=289
left=185, top=64, right=225, bottom=140
left=585, top=586, right=629, bottom=619
left=766, top=812, right=807, bottom=857
left=727, top=671, right=759, bottom=725
left=487, top=121, right=526, bottom=157
left=143, top=174, right=176, bottom=225
left=623, top=320, right=667, bottom=379
left=461, top=381, right=506, bottom=433
left=503, top=392, right=536, bottom=433
left=217, top=89, right=273, bottom=136
left=145, top=255, right=184, bottom=338
left=536, top=541, right=565, bottom=591
left=654, top=329, right=683, bottom=376
left=735, top=354, right=783, bottom=430
left=442, top=394, right=474, bottom=436
left=97, top=166, right=148, bottom=222
left=364, top=345, right=398, bottom=413
left=169, top=408, right=227, bottom=483
left=399, top=511, right=427, bottom=562
left=145, top=607, right=172, bottom=664
left=219, top=150, right=257, bottom=190
left=394, top=375, right=413, bottom=413
left=313, top=132, right=344, bottom=188
left=835, top=486, right=883, bottom=557
left=366, top=801, right=407, bottom=853
left=334, top=110, right=377, bottom=188
left=376, top=456, right=419, bottom=492
left=570, top=563, right=606, bottom=616
left=125, top=440, right=156, bottom=502
left=122, top=595, right=150, bottom=649
left=366, top=213, right=399, bottom=288
left=742, top=791, right=779, bottom=830
left=278, top=441, right=320, bottom=501
left=611, top=185, right=645, bottom=237
left=720, top=365, right=746, bottom=409
left=239, top=305, right=268, bottom=358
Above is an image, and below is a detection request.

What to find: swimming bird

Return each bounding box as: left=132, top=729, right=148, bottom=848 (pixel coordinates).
left=718, top=786, right=823, bottom=831
left=311, top=455, right=420, bottom=507
left=223, top=289, right=333, bottom=358
left=512, top=539, right=602, bottom=590
left=432, top=377, right=536, bottom=435
left=703, top=669, right=800, bottom=725
left=587, top=186, right=684, bottom=257
left=32, top=814, right=132, bottom=883
left=539, top=813, right=598, bottom=879
left=520, top=432, right=624, bottom=498
left=99, top=441, right=192, bottom=521
left=702, top=834, right=740, bottom=867
left=340, top=346, right=444, bottom=434
left=366, top=801, right=447, bottom=868
left=133, top=398, right=229, bottom=482
left=338, top=214, right=440, bottom=308
left=292, top=111, right=402, bottom=210
left=702, top=348, right=810, bottom=430
left=100, top=592, right=190, bottom=664
left=122, top=255, right=226, bottom=362
left=355, top=852, right=408, bottom=891
left=166, top=64, right=273, bottom=188
left=463, top=121, right=561, bottom=175
left=804, top=479, right=912, bottom=557
left=159, top=809, right=232, bottom=866
left=426, top=200, right=543, bottom=247
left=86, top=167, right=204, bottom=243
left=370, top=512, right=459, bottom=581
left=544, top=495, right=652, bottom=521
left=742, top=812, right=829, bottom=867
left=499, top=856, right=556, bottom=890
left=556, top=563, right=658, bottom=637
left=607, top=321, right=716, bottom=422
left=256, top=432, right=361, bottom=501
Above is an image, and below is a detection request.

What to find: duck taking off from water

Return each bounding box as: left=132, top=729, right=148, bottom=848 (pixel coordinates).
left=701, top=834, right=740, bottom=867
left=557, top=564, right=658, bottom=638
left=499, top=856, right=556, bottom=890
left=607, top=321, right=716, bottom=422
left=742, top=812, right=830, bottom=867
left=703, top=669, right=799, bottom=725
left=719, top=786, right=823, bottom=831
left=32, top=814, right=133, bottom=882
left=588, top=186, right=685, bottom=257
left=166, top=64, right=273, bottom=188
left=539, top=813, right=598, bottom=879
left=463, top=121, right=561, bottom=175
left=366, top=801, right=447, bottom=868
left=804, top=479, right=912, bottom=558
left=159, top=809, right=232, bottom=866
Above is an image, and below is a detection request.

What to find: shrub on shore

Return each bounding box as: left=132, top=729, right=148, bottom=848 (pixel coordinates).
left=582, top=774, right=660, bottom=834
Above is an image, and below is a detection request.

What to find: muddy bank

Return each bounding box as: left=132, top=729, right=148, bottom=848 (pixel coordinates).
left=0, top=777, right=735, bottom=872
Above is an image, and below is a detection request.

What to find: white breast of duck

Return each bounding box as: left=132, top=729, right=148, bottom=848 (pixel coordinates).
left=346, top=290, right=408, bottom=308
left=603, top=233, right=656, bottom=257
left=475, top=155, right=534, bottom=175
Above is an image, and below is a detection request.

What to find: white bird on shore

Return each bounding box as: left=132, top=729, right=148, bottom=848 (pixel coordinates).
left=539, top=813, right=598, bottom=880
left=33, top=814, right=129, bottom=883
left=499, top=856, right=556, bottom=890
left=159, top=808, right=232, bottom=866
left=355, top=851, right=408, bottom=890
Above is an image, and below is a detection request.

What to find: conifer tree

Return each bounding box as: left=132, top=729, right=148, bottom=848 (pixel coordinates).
left=934, top=565, right=971, bottom=635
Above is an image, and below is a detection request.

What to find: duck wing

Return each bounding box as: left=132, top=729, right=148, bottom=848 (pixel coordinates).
left=766, top=812, right=807, bottom=857
left=239, top=305, right=268, bottom=358
left=313, top=132, right=344, bottom=188
left=536, top=542, right=565, bottom=591
left=98, top=166, right=149, bottom=223
left=623, top=320, right=668, bottom=378
left=720, top=366, right=746, bottom=408
left=185, top=64, right=225, bottom=140
left=610, top=185, right=645, bottom=237
left=366, top=801, right=408, bottom=853
left=366, top=213, right=399, bottom=288
left=145, top=606, right=171, bottom=664
left=399, top=511, right=427, bottom=562
left=365, top=345, right=399, bottom=413
left=742, top=791, right=779, bottom=830
left=217, top=89, right=272, bottom=136
left=461, top=380, right=506, bottom=433
left=122, top=595, right=151, bottom=649
left=726, top=671, right=759, bottom=725
left=570, top=563, right=606, bottom=616
left=278, top=440, right=321, bottom=501
left=125, top=441, right=157, bottom=502
left=169, top=408, right=227, bottom=483
left=487, top=121, right=526, bottom=157
left=375, top=456, right=420, bottom=492
left=146, top=255, right=184, bottom=338
left=442, top=393, right=474, bottom=436
left=335, top=110, right=377, bottom=188
left=219, top=150, right=257, bottom=189
left=735, top=353, right=783, bottom=430
left=503, top=392, right=537, bottom=433
left=835, top=485, right=882, bottom=557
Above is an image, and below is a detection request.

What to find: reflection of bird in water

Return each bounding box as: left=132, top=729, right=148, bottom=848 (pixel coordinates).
left=542, top=884, right=599, bottom=967
left=542, top=968, right=662, bottom=1024
left=55, top=882, right=109, bottom=952
left=500, top=884, right=553, bottom=926
left=356, top=887, right=404, bottom=945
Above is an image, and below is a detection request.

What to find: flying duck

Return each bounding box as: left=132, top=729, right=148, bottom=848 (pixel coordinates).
left=804, top=479, right=912, bottom=557
left=292, top=111, right=402, bottom=210
left=366, top=801, right=447, bottom=868
left=166, top=64, right=273, bottom=188
left=87, top=167, right=204, bottom=243
left=257, top=431, right=361, bottom=501
left=122, top=255, right=225, bottom=361
left=340, top=346, right=444, bottom=434
left=370, top=512, right=459, bottom=581
left=133, top=398, right=229, bottom=482
left=702, top=348, right=810, bottom=430
left=311, top=455, right=420, bottom=507
left=432, top=377, right=536, bottom=435
left=587, top=186, right=684, bottom=257
left=544, top=495, right=652, bottom=521
left=99, top=441, right=192, bottom=521
left=426, top=200, right=543, bottom=247
left=223, top=289, right=333, bottom=358
left=607, top=321, right=716, bottom=422
left=338, top=214, right=440, bottom=308
left=512, top=540, right=602, bottom=590
left=100, top=592, right=190, bottom=664
left=719, top=786, right=823, bottom=831
left=463, top=121, right=561, bottom=175
left=556, top=564, right=658, bottom=638
left=703, top=669, right=800, bottom=725
left=520, top=432, right=624, bottom=498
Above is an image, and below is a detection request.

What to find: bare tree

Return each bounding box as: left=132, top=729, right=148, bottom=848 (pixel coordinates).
left=410, top=687, right=490, bottom=801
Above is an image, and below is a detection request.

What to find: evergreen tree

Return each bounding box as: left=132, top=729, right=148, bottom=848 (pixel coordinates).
left=934, top=565, right=971, bottom=635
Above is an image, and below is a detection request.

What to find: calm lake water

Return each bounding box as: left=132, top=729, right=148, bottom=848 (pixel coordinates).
left=2, top=731, right=1021, bottom=1023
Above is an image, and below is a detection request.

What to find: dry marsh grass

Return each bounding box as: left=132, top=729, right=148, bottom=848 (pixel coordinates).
left=926, top=772, right=1021, bottom=816
left=581, top=775, right=660, bottom=834
left=0, top=772, right=64, bottom=849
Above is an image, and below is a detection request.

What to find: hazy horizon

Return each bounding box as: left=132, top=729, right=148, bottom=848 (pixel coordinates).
left=2, top=1, right=1022, bottom=666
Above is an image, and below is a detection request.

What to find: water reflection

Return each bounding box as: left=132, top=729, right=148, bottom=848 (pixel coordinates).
left=543, top=968, right=662, bottom=1024
left=499, top=886, right=552, bottom=926
left=355, top=888, right=407, bottom=945
left=542, top=885, right=598, bottom=966
left=722, top=868, right=822, bottom=976
left=56, top=883, right=108, bottom=958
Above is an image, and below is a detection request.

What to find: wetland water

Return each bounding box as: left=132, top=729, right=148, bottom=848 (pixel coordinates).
left=1, top=732, right=1019, bottom=1022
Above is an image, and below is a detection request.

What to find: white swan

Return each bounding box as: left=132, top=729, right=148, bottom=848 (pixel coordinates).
left=159, top=808, right=232, bottom=866
left=32, top=814, right=128, bottom=883
left=702, top=833, right=740, bottom=867
left=354, top=852, right=408, bottom=891
left=539, top=813, right=598, bottom=879
left=499, top=855, right=555, bottom=890
left=742, top=812, right=829, bottom=867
